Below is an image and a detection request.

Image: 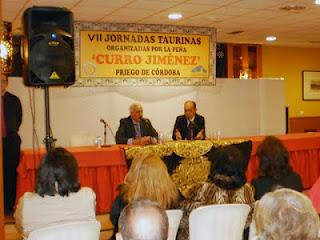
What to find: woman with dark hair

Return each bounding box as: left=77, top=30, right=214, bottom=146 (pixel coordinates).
left=252, top=136, right=302, bottom=200
left=14, top=147, right=96, bottom=239
left=177, top=145, right=255, bottom=240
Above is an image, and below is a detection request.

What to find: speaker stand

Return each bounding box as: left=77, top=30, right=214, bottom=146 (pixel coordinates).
left=43, top=86, right=56, bottom=152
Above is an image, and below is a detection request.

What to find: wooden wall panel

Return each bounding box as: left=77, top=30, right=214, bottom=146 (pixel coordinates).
left=289, top=116, right=320, bottom=133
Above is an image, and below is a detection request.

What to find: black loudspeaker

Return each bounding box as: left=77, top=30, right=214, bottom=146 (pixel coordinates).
left=22, top=6, right=75, bottom=86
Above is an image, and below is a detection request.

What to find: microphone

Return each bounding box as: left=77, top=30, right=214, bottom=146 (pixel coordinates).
left=99, top=118, right=116, bottom=146
left=100, top=118, right=106, bottom=125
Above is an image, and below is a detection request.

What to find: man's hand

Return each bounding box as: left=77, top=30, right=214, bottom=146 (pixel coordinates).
left=141, top=136, right=151, bottom=145
left=175, top=130, right=182, bottom=140
left=132, top=137, right=152, bottom=145
left=132, top=138, right=142, bottom=145
left=195, top=130, right=204, bottom=140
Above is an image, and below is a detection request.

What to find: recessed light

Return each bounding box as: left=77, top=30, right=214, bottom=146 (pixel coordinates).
left=315, top=0, right=320, bottom=5
left=266, top=36, right=277, bottom=42
left=168, top=12, right=183, bottom=20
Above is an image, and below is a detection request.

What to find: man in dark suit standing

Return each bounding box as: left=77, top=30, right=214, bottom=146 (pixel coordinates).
left=173, top=101, right=205, bottom=140
left=1, top=73, right=22, bottom=215
left=116, top=103, right=158, bottom=145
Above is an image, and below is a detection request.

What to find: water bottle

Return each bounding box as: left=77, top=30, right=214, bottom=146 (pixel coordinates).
left=95, top=136, right=102, bottom=148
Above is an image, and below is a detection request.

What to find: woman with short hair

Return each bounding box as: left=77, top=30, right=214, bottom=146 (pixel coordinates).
left=14, top=147, right=96, bottom=239
left=252, top=136, right=302, bottom=200
left=252, top=188, right=320, bottom=240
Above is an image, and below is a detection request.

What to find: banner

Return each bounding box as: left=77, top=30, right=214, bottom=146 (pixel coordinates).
left=75, top=22, right=216, bottom=86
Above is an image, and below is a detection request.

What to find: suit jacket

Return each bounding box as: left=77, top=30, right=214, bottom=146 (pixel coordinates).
left=172, top=114, right=205, bottom=140
left=3, top=92, right=22, bottom=138
left=115, top=116, right=158, bottom=144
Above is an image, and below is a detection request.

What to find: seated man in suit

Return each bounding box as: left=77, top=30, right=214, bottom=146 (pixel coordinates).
left=116, top=103, right=158, bottom=145
left=172, top=101, right=205, bottom=140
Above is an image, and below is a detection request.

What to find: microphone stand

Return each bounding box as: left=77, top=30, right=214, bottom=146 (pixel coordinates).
left=100, top=119, right=113, bottom=147
left=43, top=86, right=56, bottom=152
left=103, top=122, right=107, bottom=146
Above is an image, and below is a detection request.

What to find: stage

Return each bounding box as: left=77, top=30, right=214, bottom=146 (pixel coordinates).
left=16, top=133, right=320, bottom=214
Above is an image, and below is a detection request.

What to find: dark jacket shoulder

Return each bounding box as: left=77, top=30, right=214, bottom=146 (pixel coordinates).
left=252, top=171, right=303, bottom=200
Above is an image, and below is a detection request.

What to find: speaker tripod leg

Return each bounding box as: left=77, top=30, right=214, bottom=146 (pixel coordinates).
left=43, top=86, right=56, bottom=152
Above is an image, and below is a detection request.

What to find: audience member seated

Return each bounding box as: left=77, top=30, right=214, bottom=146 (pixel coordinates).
left=252, top=188, right=320, bottom=240
left=109, top=151, right=179, bottom=240
left=252, top=136, right=303, bottom=200
left=116, top=200, right=169, bottom=240
left=308, top=176, right=320, bottom=213
left=177, top=145, right=255, bottom=240
left=14, top=147, right=96, bottom=239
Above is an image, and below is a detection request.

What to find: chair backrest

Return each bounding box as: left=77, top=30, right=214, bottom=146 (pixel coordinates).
left=27, top=220, right=101, bottom=240
left=189, top=204, right=250, bottom=240
left=166, top=209, right=183, bottom=240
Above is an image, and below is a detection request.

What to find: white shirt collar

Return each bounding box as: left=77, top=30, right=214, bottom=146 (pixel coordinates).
left=187, top=116, right=195, bottom=123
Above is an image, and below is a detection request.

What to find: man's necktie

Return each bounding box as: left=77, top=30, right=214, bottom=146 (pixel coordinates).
left=134, top=123, right=141, bottom=138
left=187, top=121, right=193, bottom=140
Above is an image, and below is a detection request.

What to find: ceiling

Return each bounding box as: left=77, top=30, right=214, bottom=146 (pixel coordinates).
left=3, top=0, right=320, bottom=47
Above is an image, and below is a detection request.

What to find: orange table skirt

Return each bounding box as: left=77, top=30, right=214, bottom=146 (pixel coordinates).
left=16, top=145, right=127, bottom=214
left=16, top=133, right=320, bottom=214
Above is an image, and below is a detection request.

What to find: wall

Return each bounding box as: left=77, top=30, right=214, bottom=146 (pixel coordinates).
left=8, top=78, right=285, bottom=149
left=262, top=46, right=320, bottom=117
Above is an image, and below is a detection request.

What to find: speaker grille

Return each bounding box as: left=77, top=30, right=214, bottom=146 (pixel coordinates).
left=22, top=6, right=75, bottom=86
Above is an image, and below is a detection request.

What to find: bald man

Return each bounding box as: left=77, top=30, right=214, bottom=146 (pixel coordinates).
left=116, top=200, right=169, bottom=240
left=1, top=73, right=22, bottom=215
left=115, top=103, right=158, bottom=145
left=173, top=101, right=205, bottom=140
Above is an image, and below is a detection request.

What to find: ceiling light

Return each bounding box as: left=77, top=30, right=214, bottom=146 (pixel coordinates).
left=168, top=12, right=183, bottom=20
left=315, top=0, right=320, bottom=5
left=266, top=36, right=277, bottom=42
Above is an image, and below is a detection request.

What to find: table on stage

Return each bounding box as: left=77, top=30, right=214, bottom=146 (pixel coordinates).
left=15, top=133, right=320, bottom=214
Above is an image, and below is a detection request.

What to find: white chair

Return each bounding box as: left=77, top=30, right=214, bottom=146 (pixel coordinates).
left=248, top=221, right=257, bottom=240
left=189, top=204, right=250, bottom=240
left=27, top=220, right=101, bottom=240
left=166, top=209, right=183, bottom=240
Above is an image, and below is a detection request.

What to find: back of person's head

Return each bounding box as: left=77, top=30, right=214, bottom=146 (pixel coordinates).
left=208, top=145, right=246, bottom=190
left=257, top=136, right=291, bottom=180
left=254, top=188, right=320, bottom=240
left=122, top=151, right=178, bottom=209
left=117, top=200, right=169, bottom=240
left=36, top=147, right=80, bottom=197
